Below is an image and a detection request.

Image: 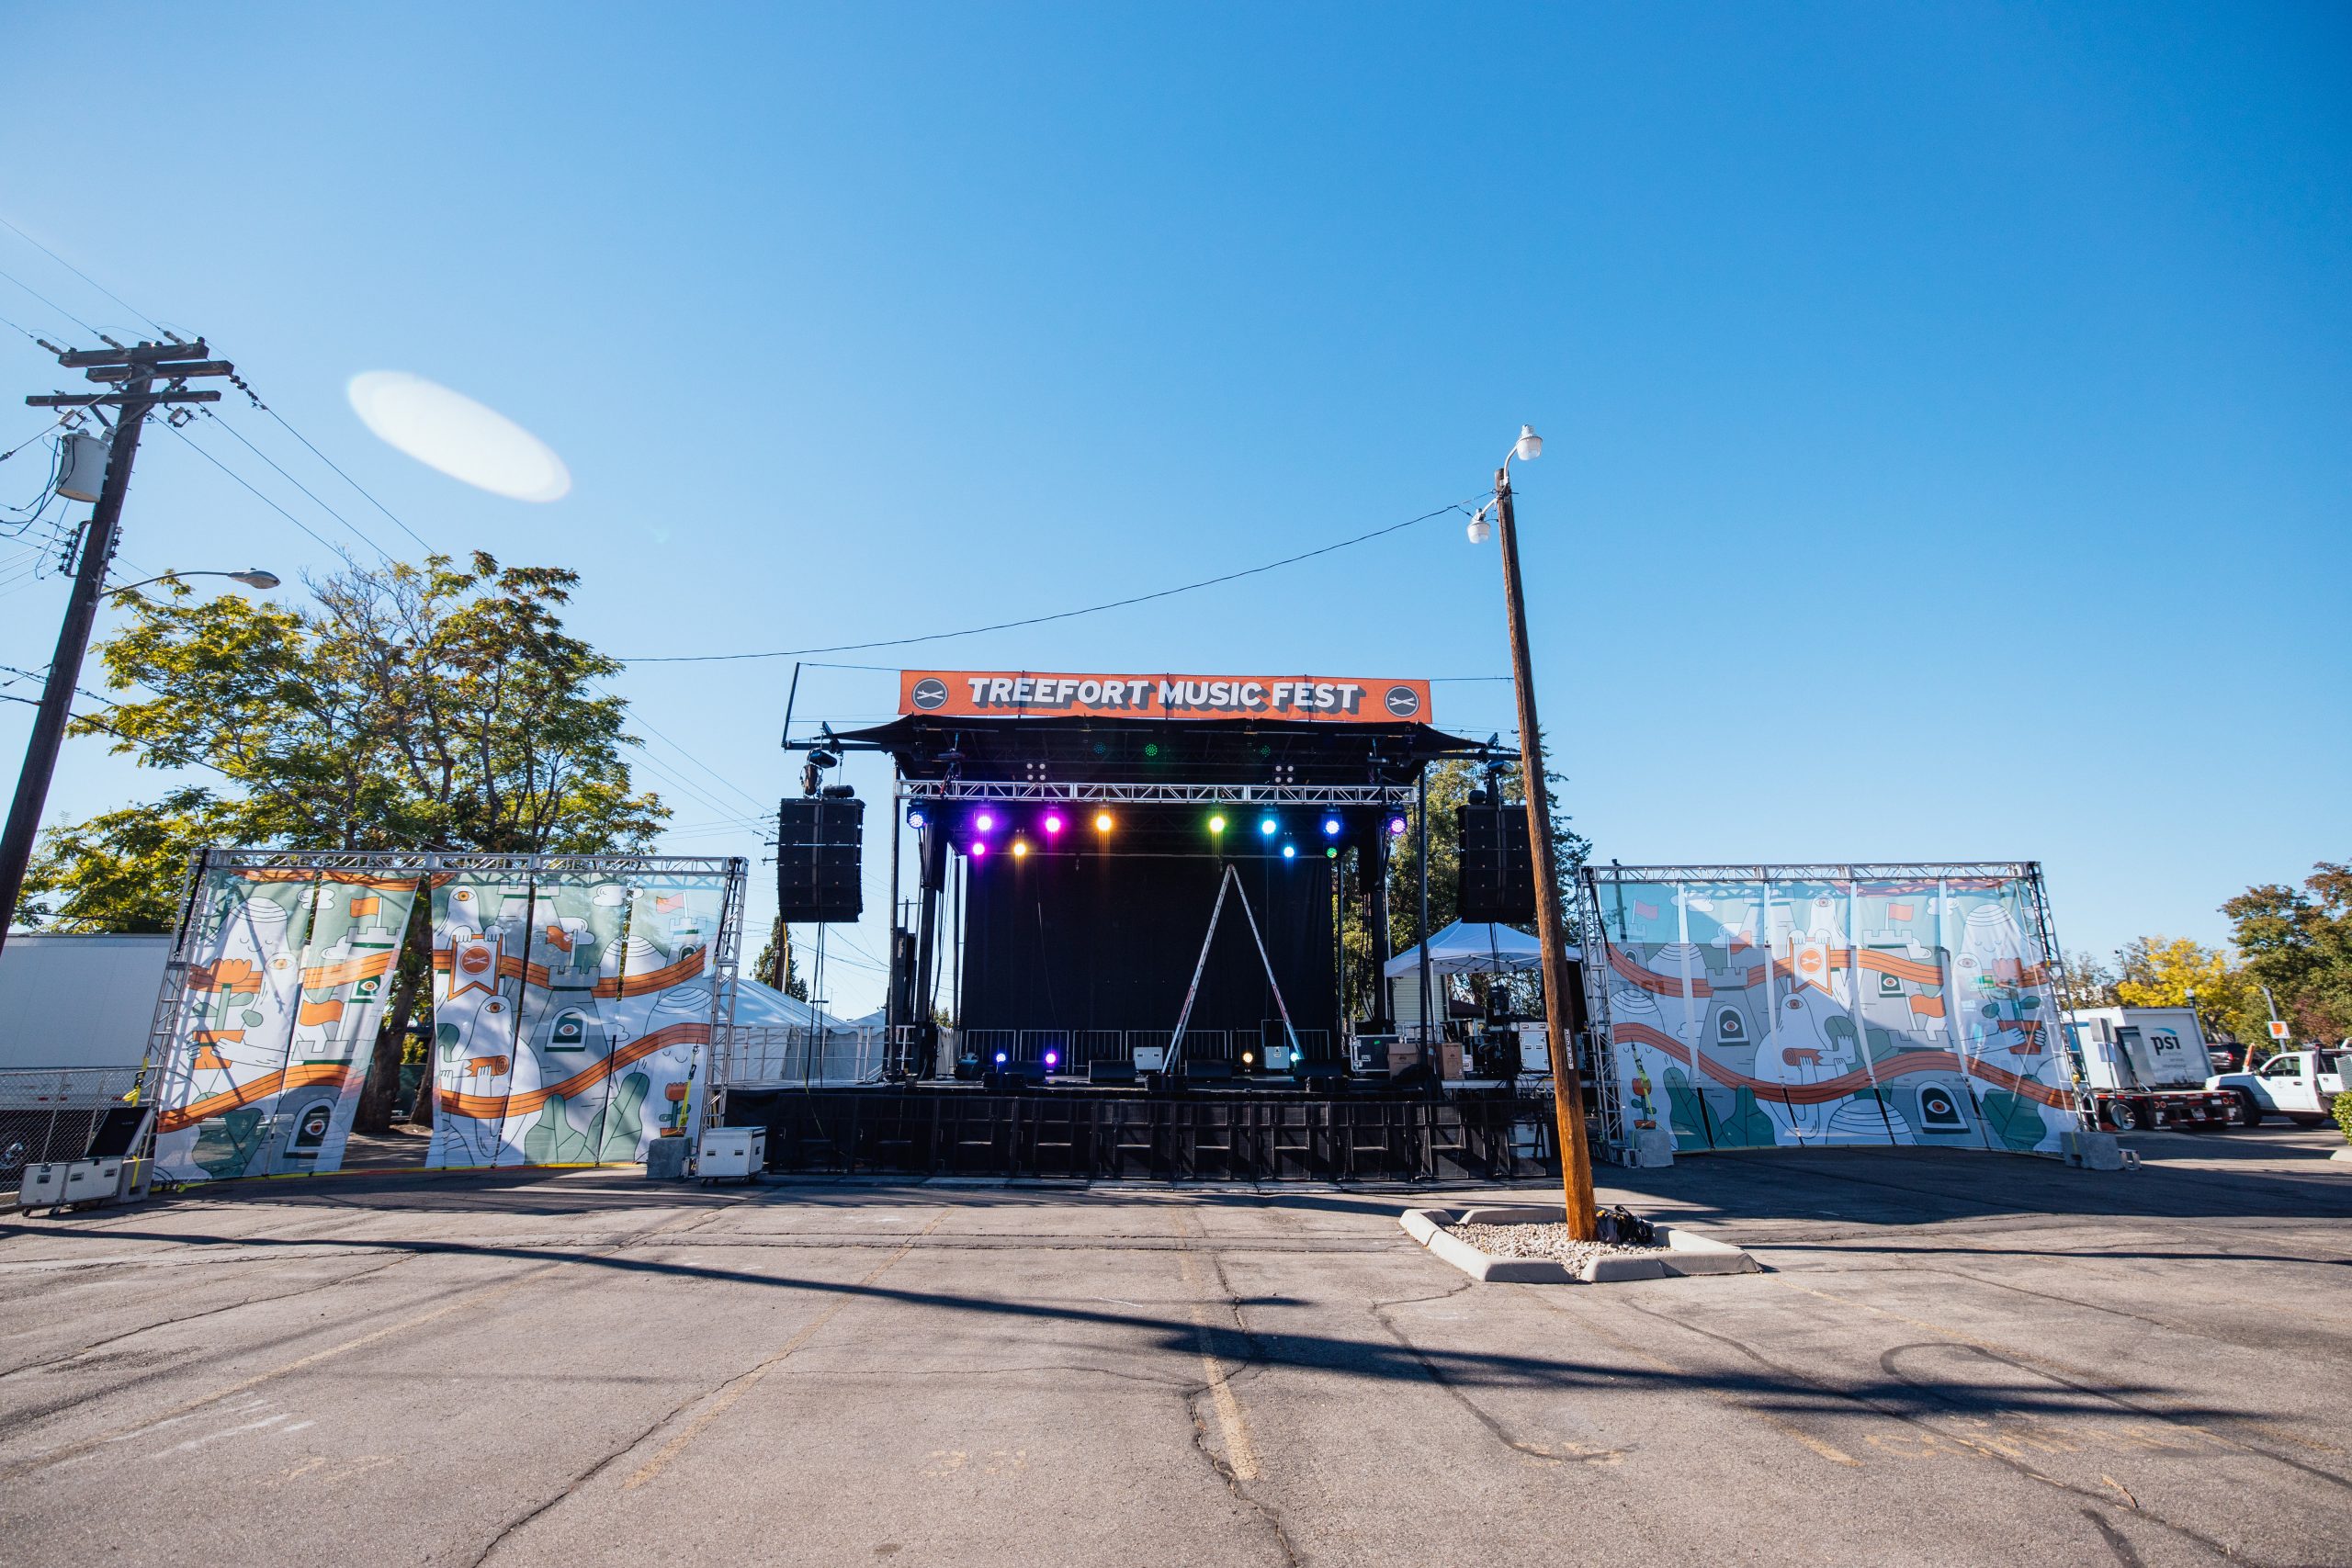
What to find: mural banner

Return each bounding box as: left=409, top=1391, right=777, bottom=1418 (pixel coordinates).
left=153, top=866, right=421, bottom=1182
left=1586, top=866, right=2076, bottom=1155
left=425, top=867, right=723, bottom=1168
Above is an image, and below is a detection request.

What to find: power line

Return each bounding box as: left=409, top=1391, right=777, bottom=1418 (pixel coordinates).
left=159, top=418, right=356, bottom=560
left=0, top=215, right=167, bottom=335
left=198, top=407, right=395, bottom=560
left=617, top=495, right=1486, bottom=664
left=0, top=262, right=98, bottom=337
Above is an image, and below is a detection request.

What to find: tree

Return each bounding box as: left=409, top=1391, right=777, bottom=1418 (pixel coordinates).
left=2223, top=863, right=2352, bottom=1047
left=22, top=554, right=670, bottom=1131
left=2114, top=935, right=2262, bottom=1048
left=2054, top=950, right=2118, bottom=1012
left=752, top=915, right=808, bottom=1000
left=17, top=787, right=243, bottom=932
left=1339, top=751, right=1592, bottom=1021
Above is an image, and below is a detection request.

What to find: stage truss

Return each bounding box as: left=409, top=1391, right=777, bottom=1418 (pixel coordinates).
left=142, top=849, right=750, bottom=1179
left=1575, top=861, right=2081, bottom=1161
left=897, top=780, right=1417, bottom=807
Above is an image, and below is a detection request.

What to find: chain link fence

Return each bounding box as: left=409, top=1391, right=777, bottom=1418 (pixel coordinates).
left=0, top=1067, right=144, bottom=1182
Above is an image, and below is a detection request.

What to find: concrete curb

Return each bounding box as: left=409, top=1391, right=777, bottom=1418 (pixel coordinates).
left=2330, top=1147, right=2352, bottom=1164
left=1399, top=1207, right=1761, bottom=1284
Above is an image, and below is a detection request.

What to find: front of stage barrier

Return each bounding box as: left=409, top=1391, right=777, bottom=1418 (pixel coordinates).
left=718, top=1086, right=1566, bottom=1182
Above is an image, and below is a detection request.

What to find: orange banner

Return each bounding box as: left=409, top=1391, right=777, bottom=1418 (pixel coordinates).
left=899, top=670, right=1434, bottom=724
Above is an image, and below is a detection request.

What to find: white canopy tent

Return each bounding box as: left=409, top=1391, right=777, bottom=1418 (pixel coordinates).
left=1382, top=919, right=1575, bottom=978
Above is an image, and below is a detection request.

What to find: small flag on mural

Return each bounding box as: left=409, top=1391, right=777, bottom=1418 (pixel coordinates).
left=1634, top=900, right=1658, bottom=919
left=1888, top=902, right=1914, bottom=921
left=349, top=895, right=380, bottom=918
left=654, top=895, right=684, bottom=913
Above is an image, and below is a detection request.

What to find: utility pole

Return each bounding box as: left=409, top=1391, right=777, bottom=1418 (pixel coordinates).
left=0, top=340, right=232, bottom=953
left=1491, top=443, right=1600, bottom=1240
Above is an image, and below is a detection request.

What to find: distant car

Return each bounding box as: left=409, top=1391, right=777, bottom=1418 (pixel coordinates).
left=2206, top=1050, right=2346, bottom=1127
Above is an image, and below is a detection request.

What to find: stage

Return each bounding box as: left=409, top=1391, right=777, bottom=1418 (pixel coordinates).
left=724, top=1080, right=1567, bottom=1182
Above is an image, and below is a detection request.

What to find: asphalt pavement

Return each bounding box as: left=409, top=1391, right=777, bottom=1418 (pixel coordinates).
left=2, top=1122, right=2347, bottom=1566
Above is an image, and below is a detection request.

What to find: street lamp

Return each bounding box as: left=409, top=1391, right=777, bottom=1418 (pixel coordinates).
left=109, top=568, right=281, bottom=595
left=1474, top=423, right=1600, bottom=1242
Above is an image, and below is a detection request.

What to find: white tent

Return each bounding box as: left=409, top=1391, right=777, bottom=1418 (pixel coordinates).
left=719, top=975, right=856, bottom=1031
left=1381, top=919, right=1575, bottom=978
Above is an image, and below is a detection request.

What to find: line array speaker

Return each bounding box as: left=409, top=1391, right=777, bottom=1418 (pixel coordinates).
left=776, top=797, right=865, bottom=922
left=1455, top=802, right=1536, bottom=924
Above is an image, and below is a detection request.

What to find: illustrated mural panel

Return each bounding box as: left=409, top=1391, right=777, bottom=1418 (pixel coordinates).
left=1587, top=868, right=2075, bottom=1155
left=424, top=869, right=724, bottom=1168
left=152, top=866, right=422, bottom=1182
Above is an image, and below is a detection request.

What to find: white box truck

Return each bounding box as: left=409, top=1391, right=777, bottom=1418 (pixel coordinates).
left=2062, top=1007, right=2238, bottom=1132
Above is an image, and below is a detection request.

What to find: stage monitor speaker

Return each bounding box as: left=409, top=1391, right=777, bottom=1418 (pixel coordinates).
left=776, top=796, right=865, bottom=922
left=1455, top=802, right=1537, bottom=924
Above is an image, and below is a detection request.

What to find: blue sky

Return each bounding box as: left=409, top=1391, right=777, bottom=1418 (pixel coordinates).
left=3, top=3, right=2345, bottom=1015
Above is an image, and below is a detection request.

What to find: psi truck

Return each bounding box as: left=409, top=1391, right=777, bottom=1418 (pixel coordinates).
left=2205, top=1049, right=2346, bottom=1126
left=2062, top=1007, right=2238, bottom=1131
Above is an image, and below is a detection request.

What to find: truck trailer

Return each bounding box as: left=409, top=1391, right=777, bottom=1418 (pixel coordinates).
left=2061, top=1006, right=2239, bottom=1131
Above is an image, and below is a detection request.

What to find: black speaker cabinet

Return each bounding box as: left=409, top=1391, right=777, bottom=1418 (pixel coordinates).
left=776, top=796, right=865, bottom=922
left=1455, top=802, right=1536, bottom=924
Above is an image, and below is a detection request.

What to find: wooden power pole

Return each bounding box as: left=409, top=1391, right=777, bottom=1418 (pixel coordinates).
left=1491, top=451, right=1600, bottom=1240
left=0, top=340, right=232, bottom=952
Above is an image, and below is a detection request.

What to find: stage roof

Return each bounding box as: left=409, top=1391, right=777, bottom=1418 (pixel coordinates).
left=835, top=713, right=1491, bottom=787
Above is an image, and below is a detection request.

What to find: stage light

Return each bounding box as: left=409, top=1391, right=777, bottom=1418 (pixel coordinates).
left=1241, top=1050, right=1255, bottom=1067
left=907, top=807, right=928, bottom=829
left=1258, top=816, right=1278, bottom=837
left=1043, top=812, right=1064, bottom=836
left=1044, top=1049, right=1060, bottom=1069
left=1093, top=811, right=1114, bottom=833
left=1321, top=815, right=1341, bottom=837
left=1326, top=846, right=1339, bottom=859
left=994, top=1051, right=1008, bottom=1066
left=974, top=810, right=997, bottom=833
left=1385, top=815, right=1408, bottom=837
left=1281, top=842, right=1297, bottom=861
left=1208, top=813, right=1227, bottom=835
left=1012, top=839, right=1029, bottom=859
left=1145, top=742, right=1159, bottom=758
left=971, top=840, right=989, bottom=859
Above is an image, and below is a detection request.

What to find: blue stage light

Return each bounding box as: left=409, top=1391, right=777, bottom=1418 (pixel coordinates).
left=1045, top=1049, right=1060, bottom=1069
left=994, top=1051, right=1008, bottom=1065
left=1258, top=815, right=1278, bottom=837
left=1281, top=842, right=1297, bottom=861
left=1321, top=815, right=1341, bottom=837
left=907, top=807, right=928, bottom=829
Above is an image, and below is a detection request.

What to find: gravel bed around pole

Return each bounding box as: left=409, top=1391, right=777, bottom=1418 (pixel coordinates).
left=1447, top=1221, right=1667, bottom=1273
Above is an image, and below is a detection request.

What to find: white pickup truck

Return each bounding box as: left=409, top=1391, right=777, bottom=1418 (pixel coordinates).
left=2205, top=1049, right=2347, bottom=1127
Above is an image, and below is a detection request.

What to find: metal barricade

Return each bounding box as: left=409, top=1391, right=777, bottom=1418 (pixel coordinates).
left=0, top=1066, right=144, bottom=1181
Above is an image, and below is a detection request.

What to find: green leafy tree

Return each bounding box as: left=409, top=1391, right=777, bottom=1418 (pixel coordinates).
left=1339, top=750, right=1591, bottom=1021
left=22, top=553, right=670, bottom=1132
left=2223, top=863, right=2352, bottom=1048
left=2113, top=935, right=2262, bottom=1050
left=752, top=915, right=808, bottom=1000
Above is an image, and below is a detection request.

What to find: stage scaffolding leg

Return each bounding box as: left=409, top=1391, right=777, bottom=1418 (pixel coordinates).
left=910, top=825, right=947, bottom=1077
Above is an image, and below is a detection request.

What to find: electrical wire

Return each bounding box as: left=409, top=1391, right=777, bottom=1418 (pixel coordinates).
left=617, top=495, right=1487, bottom=664
left=0, top=215, right=166, bottom=336
left=0, top=262, right=98, bottom=338
left=198, top=408, right=395, bottom=561
left=159, top=418, right=357, bottom=559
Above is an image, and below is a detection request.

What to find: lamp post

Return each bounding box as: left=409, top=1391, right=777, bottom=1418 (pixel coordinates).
left=109, top=569, right=282, bottom=596
left=1473, top=424, right=1599, bottom=1240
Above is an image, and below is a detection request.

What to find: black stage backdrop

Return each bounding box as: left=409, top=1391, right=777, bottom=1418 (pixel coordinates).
left=958, top=850, right=1337, bottom=1048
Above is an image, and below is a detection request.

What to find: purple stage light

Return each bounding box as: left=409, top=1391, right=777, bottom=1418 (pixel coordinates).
left=1385, top=815, right=1408, bottom=837
left=1043, top=812, right=1064, bottom=836
left=971, top=840, right=989, bottom=859
left=974, top=810, right=996, bottom=832
left=1045, top=1049, right=1060, bottom=1068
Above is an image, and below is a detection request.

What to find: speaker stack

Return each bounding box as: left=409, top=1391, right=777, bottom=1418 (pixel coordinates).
left=775, top=797, right=865, bottom=922
left=1454, top=801, right=1536, bottom=924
